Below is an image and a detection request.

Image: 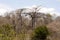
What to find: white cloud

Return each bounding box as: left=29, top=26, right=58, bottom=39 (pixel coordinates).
left=0, top=4, right=59, bottom=16
left=24, top=5, right=60, bottom=16
left=38, top=7, right=60, bottom=16
left=0, top=3, right=14, bottom=16
left=23, top=5, right=60, bottom=16
left=39, top=7, right=55, bottom=13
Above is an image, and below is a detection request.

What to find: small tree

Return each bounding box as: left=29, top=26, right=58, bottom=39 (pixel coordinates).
left=31, top=26, right=49, bottom=40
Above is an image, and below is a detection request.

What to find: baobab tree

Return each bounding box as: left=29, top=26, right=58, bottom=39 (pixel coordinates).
left=22, top=6, right=42, bottom=30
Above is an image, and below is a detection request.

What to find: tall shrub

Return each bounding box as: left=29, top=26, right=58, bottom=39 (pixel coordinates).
left=31, top=26, right=49, bottom=40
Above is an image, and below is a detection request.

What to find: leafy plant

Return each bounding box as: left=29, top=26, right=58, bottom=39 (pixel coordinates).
left=31, top=26, right=49, bottom=40
left=0, top=24, right=15, bottom=40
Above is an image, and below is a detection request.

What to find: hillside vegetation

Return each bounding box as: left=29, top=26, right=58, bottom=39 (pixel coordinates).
left=0, top=7, right=59, bottom=40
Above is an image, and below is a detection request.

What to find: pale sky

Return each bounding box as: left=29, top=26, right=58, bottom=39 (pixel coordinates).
left=0, top=0, right=60, bottom=16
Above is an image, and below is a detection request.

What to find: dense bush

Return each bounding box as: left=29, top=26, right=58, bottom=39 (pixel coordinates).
left=0, top=24, right=15, bottom=40
left=31, top=26, right=49, bottom=40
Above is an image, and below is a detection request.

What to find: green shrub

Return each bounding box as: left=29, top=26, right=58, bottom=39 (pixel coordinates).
left=0, top=24, right=15, bottom=40
left=31, top=26, right=49, bottom=40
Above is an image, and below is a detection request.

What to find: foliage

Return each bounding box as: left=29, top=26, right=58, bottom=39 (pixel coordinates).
left=31, top=26, right=49, bottom=40
left=0, top=9, right=53, bottom=40
left=0, top=24, right=15, bottom=40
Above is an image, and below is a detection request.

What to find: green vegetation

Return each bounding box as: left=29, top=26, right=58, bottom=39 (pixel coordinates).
left=0, top=9, right=53, bottom=40
left=0, top=24, right=15, bottom=40
left=31, top=26, right=49, bottom=40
